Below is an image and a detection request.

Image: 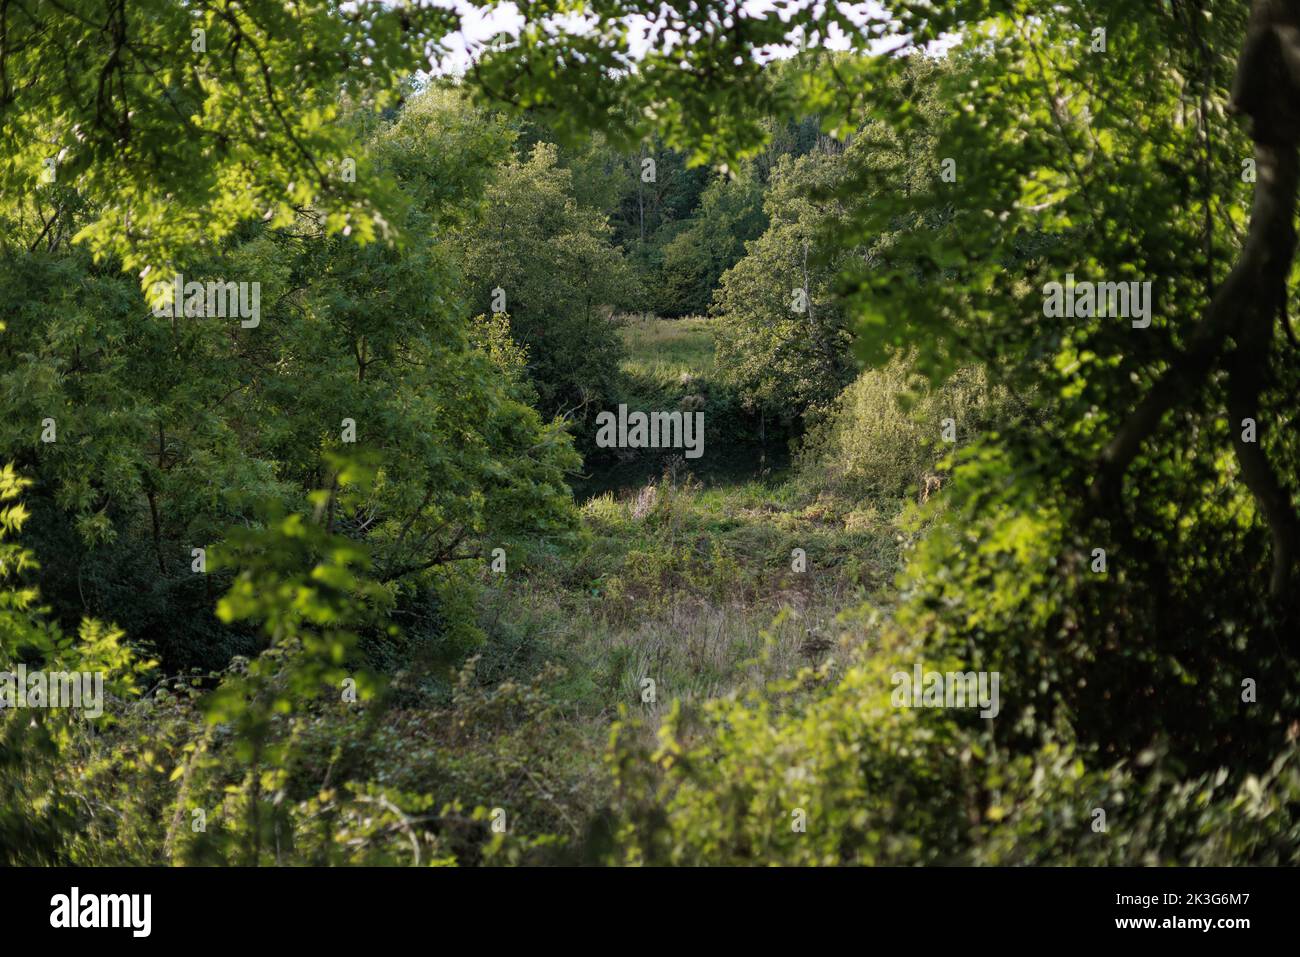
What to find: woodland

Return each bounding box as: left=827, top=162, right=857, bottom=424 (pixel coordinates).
left=0, top=0, right=1298, bottom=866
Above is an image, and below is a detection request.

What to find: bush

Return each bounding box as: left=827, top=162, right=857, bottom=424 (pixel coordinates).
left=799, top=358, right=1012, bottom=503
left=605, top=612, right=1300, bottom=866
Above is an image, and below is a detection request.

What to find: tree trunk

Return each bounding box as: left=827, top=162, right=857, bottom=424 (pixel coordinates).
left=1091, top=0, right=1300, bottom=608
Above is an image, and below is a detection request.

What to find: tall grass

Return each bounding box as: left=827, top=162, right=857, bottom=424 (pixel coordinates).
left=616, top=314, right=716, bottom=380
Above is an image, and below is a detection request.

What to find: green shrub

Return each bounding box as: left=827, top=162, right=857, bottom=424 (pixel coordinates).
left=605, top=612, right=1300, bottom=866
left=799, top=358, right=1012, bottom=503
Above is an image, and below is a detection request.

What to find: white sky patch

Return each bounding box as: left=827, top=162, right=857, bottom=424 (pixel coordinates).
left=425, top=1, right=949, bottom=76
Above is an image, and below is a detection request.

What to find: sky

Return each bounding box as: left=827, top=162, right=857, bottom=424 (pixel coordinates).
left=427, top=1, right=905, bottom=75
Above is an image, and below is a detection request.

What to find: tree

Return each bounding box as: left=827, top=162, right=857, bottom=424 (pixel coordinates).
left=656, top=173, right=767, bottom=318
left=457, top=140, right=635, bottom=429
left=0, top=85, right=583, bottom=670
left=712, top=149, right=856, bottom=423
left=0, top=1, right=461, bottom=282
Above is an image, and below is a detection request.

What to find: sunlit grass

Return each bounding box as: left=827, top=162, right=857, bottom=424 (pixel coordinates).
left=617, top=315, right=716, bottom=380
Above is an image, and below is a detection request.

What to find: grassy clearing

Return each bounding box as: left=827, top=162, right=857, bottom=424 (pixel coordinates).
left=481, top=472, right=902, bottom=717
left=472, top=315, right=912, bottom=811
left=616, top=314, right=716, bottom=381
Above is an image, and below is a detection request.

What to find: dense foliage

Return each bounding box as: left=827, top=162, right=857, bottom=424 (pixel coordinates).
left=1, top=0, right=1297, bottom=866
